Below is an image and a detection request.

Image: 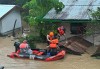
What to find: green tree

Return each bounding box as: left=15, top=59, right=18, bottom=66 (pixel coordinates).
left=91, top=7, right=100, bottom=32
left=85, top=7, right=100, bottom=45
left=21, top=0, right=64, bottom=42
left=85, top=7, right=100, bottom=36
left=22, top=0, right=64, bottom=32
left=91, top=7, right=100, bottom=20
left=22, top=0, right=63, bottom=23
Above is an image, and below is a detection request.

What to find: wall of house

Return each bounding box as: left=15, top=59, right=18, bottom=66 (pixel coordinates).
left=1, top=9, right=22, bottom=35
left=59, top=22, right=88, bottom=38
left=60, top=23, right=70, bottom=33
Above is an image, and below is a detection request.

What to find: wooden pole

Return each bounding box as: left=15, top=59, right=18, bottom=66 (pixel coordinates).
left=12, top=19, right=17, bottom=37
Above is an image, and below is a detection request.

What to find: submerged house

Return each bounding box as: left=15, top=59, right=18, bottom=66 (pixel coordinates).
left=43, top=0, right=100, bottom=34
left=0, top=5, right=22, bottom=35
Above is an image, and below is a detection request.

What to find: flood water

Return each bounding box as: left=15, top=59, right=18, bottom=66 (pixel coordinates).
left=0, top=37, right=100, bottom=69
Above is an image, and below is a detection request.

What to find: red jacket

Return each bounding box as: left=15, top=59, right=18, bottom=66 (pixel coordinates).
left=58, top=28, right=64, bottom=35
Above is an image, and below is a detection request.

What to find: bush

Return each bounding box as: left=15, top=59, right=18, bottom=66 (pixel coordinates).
left=39, top=29, right=47, bottom=42
left=26, top=35, right=36, bottom=49
left=26, top=34, right=45, bottom=43
left=27, top=34, right=48, bottom=48
left=19, top=37, right=26, bottom=43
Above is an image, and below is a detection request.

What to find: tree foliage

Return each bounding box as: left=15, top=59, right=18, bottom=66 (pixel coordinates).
left=91, top=7, right=100, bottom=31
left=85, top=7, right=100, bottom=36
left=22, top=0, right=64, bottom=31
left=21, top=0, right=65, bottom=42
left=22, top=0, right=63, bottom=24
left=0, top=0, right=65, bottom=42
left=91, top=7, right=100, bottom=20
left=54, top=2, right=65, bottom=13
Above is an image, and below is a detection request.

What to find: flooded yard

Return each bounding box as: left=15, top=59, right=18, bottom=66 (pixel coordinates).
left=0, top=37, right=100, bottom=69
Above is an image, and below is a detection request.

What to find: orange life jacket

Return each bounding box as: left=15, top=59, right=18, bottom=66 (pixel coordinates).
left=50, top=43, right=57, bottom=48
left=50, top=39, right=58, bottom=44
left=49, top=39, right=58, bottom=48
left=49, top=35, right=54, bottom=40
left=19, top=43, right=27, bottom=49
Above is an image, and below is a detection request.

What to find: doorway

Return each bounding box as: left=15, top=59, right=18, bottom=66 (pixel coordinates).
left=70, top=23, right=86, bottom=34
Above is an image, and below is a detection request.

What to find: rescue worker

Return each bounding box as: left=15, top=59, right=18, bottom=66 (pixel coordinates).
left=57, top=26, right=66, bottom=40
left=47, top=37, right=60, bottom=56
left=19, top=40, right=32, bottom=55
left=46, top=32, right=55, bottom=45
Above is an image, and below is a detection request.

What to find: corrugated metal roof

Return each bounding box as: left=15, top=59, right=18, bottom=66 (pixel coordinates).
left=0, top=5, right=15, bottom=18
left=44, top=0, right=100, bottom=20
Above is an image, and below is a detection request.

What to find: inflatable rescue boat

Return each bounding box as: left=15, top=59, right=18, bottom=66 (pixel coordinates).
left=7, top=49, right=65, bottom=61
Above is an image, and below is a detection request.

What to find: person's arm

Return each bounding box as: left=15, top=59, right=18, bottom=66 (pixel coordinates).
left=26, top=44, right=30, bottom=49
left=47, top=35, right=50, bottom=41
left=57, top=44, right=60, bottom=50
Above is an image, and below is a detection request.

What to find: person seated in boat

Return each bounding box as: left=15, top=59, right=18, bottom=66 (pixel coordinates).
left=14, top=41, right=20, bottom=52
left=57, top=26, right=66, bottom=40
left=19, top=40, right=32, bottom=55
left=46, top=32, right=55, bottom=45
left=47, top=37, right=60, bottom=56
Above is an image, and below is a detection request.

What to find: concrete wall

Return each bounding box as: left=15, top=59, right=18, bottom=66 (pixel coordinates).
left=1, top=9, right=22, bottom=35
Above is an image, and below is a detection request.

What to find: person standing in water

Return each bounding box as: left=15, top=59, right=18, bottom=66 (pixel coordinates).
left=57, top=26, right=66, bottom=40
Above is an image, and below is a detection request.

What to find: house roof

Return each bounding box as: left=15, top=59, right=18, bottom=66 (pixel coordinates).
left=43, top=0, right=100, bottom=20
left=0, top=4, right=20, bottom=20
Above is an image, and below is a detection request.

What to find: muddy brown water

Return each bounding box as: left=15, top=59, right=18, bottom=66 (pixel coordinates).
left=0, top=37, right=100, bottom=69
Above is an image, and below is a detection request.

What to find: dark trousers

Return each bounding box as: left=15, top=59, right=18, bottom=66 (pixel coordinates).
left=15, top=46, right=19, bottom=52
left=49, top=48, right=57, bottom=56
left=47, top=41, right=50, bottom=46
